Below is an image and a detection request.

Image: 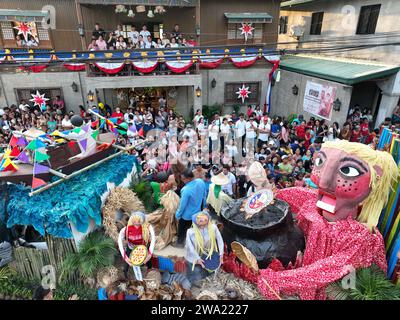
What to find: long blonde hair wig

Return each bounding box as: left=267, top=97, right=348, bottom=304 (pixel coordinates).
left=323, top=140, right=399, bottom=229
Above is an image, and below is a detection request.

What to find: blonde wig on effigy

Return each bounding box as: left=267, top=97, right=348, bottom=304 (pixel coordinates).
left=128, top=212, right=151, bottom=244
left=323, top=140, right=399, bottom=229
left=192, top=213, right=218, bottom=262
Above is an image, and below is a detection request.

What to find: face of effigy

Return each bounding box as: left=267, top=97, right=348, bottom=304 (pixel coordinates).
left=310, top=147, right=380, bottom=222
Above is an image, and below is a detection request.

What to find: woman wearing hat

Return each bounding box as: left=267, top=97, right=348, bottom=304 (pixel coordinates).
left=185, top=211, right=224, bottom=284
left=118, top=212, right=155, bottom=280
left=207, top=172, right=232, bottom=217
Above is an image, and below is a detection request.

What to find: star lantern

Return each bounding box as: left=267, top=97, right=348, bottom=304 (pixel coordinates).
left=13, top=21, right=33, bottom=41
left=239, top=23, right=255, bottom=42
left=30, top=90, right=49, bottom=111
left=236, top=84, right=251, bottom=104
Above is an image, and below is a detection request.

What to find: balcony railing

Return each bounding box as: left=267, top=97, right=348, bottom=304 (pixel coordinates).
left=0, top=46, right=280, bottom=76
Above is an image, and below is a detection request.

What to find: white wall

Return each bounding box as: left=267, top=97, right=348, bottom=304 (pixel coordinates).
left=279, top=0, right=400, bottom=64
left=0, top=72, right=87, bottom=113
left=271, top=69, right=353, bottom=125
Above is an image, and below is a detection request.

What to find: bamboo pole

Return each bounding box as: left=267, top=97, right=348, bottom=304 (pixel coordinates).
left=29, top=149, right=125, bottom=196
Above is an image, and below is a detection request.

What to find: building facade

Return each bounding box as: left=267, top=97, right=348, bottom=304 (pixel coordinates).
left=273, top=0, right=400, bottom=127
left=0, top=0, right=281, bottom=118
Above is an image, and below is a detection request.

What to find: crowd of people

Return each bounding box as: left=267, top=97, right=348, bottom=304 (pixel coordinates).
left=88, top=23, right=197, bottom=51
left=2, top=96, right=399, bottom=203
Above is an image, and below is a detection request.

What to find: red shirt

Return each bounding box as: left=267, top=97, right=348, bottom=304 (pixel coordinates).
left=360, top=123, right=369, bottom=136
left=365, top=132, right=376, bottom=145
left=111, top=112, right=124, bottom=124
left=350, top=130, right=361, bottom=142
left=126, top=225, right=145, bottom=247
left=296, top=125, right=306, bottom=139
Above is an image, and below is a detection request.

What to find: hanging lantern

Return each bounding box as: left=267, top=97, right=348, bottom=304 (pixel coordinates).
left=147, top=8, right=154, bottom=18
left=115, top=5, right=127, bottom=13
left=155, top=6, right=166, bottom=14
left=127, top=9, right=135, bottom=18
left=136, top=5, right=146, bottom=13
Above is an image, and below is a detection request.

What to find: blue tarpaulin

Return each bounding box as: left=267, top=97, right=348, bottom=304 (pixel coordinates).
left=6, top=154, right=136, bottom=238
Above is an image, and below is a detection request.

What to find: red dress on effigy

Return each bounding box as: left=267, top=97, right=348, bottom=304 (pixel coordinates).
left=256, top=187, right=387, bottom=300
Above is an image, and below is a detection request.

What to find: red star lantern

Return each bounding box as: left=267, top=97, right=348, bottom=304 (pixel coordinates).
left=239, top=23, right=255, bottom=42
left=13, top=21, right=33, bottom=40
left=236, top=84, right=251, bottom=103
left=30, top=90, right=49, bottom=111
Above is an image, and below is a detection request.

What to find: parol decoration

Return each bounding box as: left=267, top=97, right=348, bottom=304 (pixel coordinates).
left=239, top=23, right=255, bottom=42
left=236, top=84, right=251, bottom=103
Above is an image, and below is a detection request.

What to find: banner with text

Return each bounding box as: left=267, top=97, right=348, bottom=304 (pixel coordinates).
left=303, top=81, right=336, bottom=121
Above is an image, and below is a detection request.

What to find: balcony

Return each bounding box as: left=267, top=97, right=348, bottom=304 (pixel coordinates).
left=0, top=46, right=279, bottom=77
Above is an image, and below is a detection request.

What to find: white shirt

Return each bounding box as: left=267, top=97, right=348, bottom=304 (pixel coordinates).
left=221, top=172, right=236, bottom=195
left=116, top=41, right=127, bottom=50
left=124, top=112, right=133, bottom=123
left=226, top=145, right=238, bottom=157
left=197, top=123, right=207, bottom=136
left=183, top=129, right=197, bottom=144
left=208, top=124, right=219, bottom=141
left=258, top=122, right=271, bottom=141
left=140, top=30, right=151, bottom=42
left=246, top=121, right=258, bottom=139
left=128, top=31, right=139, bottom=44
left=144, top=41, right=157, bottom=49
left=170, top=43, right=179, bottom=48
left=134, top=114, right=143, bottom=123
left=220, top=123, right=230, bottom=135
left=19, top=104, right=29, bottom=112
left=61, top=119, right=72, bottom=129
left=235, top=119, right=246, bottom=137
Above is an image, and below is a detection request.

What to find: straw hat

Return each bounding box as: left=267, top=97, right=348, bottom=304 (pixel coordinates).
left=211, top=172, right=230, bottom=186
left=231, top=241, right=259, bottom=272
left=248, top=161, right=269, bottom=188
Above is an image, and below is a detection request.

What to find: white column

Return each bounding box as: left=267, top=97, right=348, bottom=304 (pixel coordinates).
left=375, top=93, right=398, bottom=128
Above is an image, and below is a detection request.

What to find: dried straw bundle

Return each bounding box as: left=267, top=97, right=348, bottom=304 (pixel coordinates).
left=102, top=187, right=145, bottom=241
left=146, top=190, right=180, bottom=250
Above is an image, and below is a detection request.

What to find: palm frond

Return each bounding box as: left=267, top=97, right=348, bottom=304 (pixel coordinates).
left=326, top=264, right=400, bottom=300
left=60, top=231, right=117, bottom=280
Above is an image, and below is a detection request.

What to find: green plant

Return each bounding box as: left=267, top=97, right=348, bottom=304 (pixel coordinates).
left=130, top=179, right=156, bottom=212
left=232, top=105, right=241, bottom=115
left=326, top=264, right=400, bottom=300
left=202, top=103, right=223, bottom=121
left=54, top=282, right=97, bottom=300
left=60, top=231, right=117, bottom=282
left=0, top=267, right=35, bottom=299
left=287, top=113, right=297, bottom=125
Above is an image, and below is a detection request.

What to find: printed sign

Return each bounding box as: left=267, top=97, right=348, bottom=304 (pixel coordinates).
left=245, top=189, right=274, bottom=215
left=303, top=81, right=337, bottom=121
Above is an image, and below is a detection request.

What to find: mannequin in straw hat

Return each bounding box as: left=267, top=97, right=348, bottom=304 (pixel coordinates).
left=207, top=172, right=232, bottom=216
left=118, top=211, right=155, bottom=281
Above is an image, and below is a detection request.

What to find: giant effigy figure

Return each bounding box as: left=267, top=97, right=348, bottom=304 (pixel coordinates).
left=255, top=140, right=399, bottom=299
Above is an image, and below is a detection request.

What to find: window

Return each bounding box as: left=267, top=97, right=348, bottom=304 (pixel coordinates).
left=310, top=12, right=324, bottom=35
left=356, top=4, right=381, bottom=35
left=228, top=23, right=263, bottom=41
left=15, top=88, right=63, bottom=107
left=279, top=16, right=288, bottom=34
left=0, top=20, right=51, bottom=48
left=224, top=82, right=261, bottom=105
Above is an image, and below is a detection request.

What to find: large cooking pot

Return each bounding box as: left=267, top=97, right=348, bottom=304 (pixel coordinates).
left=220, top=198, right=305, bottom=269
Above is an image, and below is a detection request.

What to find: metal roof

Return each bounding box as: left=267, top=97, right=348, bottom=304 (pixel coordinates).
left=281, top=0, right=318, bottom=8
left=279, top=55, right=400, bottom=85
left=224, top=12, right=273, bottom=23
